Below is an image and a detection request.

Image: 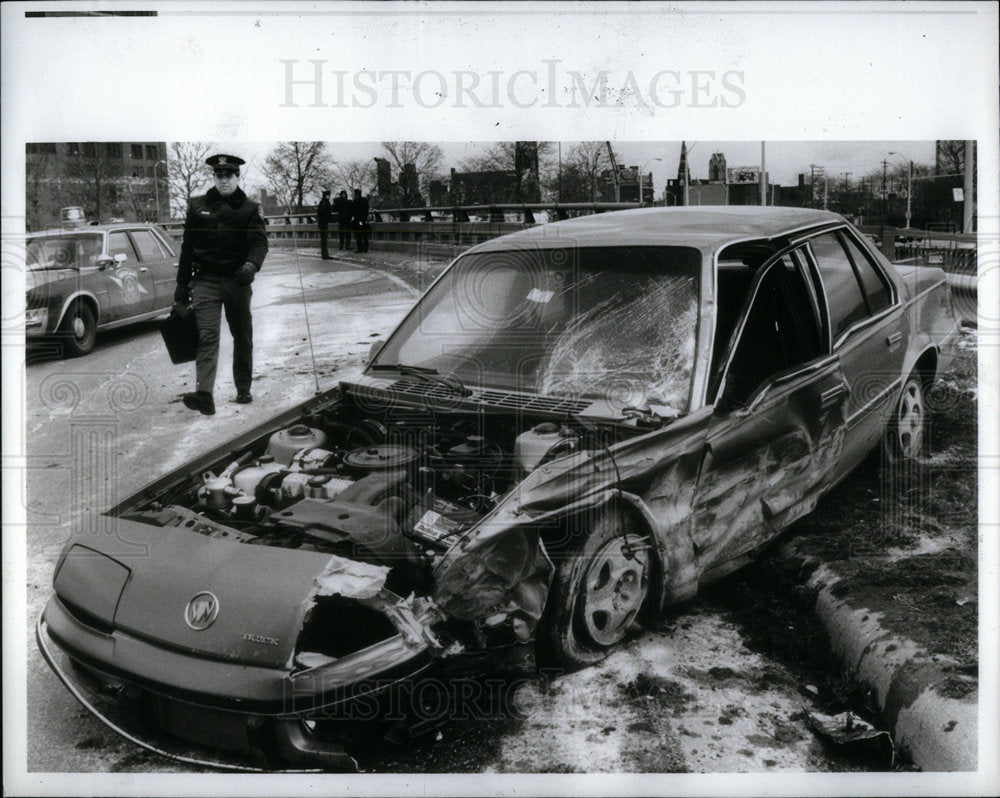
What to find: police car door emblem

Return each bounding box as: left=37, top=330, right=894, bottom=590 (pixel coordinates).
left=185, top=592, right=220, bottom=630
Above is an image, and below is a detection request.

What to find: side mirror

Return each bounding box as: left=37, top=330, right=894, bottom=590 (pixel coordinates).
left=367, top=339, right=385, bottom=364
left=96, top=254, right=114, bottom=271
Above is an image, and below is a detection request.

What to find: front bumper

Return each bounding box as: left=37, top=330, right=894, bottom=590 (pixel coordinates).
left=37, top=615, right=358, bottom=771
left=37, top=609, right=434, bottom=771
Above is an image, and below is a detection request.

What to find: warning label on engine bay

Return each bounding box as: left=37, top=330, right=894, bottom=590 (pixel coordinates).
left=412, top=505, right=472, bottom=542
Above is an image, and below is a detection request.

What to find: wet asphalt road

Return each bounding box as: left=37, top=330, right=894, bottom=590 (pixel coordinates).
left=20, top=250, right=859, bottom=776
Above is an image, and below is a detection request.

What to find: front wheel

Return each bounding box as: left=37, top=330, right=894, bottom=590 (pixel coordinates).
left=884, top=375, right=926, bottom=460
left=57, top=301, right=97, bottom=357
left=538, top=510, right=650, bottom=671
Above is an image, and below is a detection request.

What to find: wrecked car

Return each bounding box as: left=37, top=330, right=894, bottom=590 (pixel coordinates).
left=37, top=207, right=961, bottom=770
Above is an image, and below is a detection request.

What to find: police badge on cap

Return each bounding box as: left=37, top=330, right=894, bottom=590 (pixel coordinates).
left=206, top=153, right=245, bottom=174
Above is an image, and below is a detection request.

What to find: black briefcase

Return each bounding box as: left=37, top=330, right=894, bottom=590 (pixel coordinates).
left=160, top=302, right=199, bottom=364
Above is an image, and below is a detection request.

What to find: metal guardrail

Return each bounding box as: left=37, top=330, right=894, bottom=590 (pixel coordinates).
left=857, top=225, right=977, bottom=325
left=159, top=201, right=640, bottom=249
left=159, top=211, right=977, bottom=321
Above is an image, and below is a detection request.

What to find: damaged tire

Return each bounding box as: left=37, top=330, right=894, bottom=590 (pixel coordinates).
left=884, top=375, right=926, bottom=461
left=538, top=509, right=650, bottom=671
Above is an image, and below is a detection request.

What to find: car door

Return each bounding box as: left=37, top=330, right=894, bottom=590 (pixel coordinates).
left=104, top=230, right=155, bottom=320
left=129, top=227, right=178, bottom=311
left=692, top=247, right=850, bottom=579
left=805, top=229, right=904, bottom=476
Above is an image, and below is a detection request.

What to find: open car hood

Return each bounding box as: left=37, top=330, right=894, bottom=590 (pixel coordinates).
left=55, top=518, right=364, bottom=670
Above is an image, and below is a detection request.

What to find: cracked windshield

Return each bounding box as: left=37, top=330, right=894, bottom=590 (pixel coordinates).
left=374, top=246, right=701, bottom=416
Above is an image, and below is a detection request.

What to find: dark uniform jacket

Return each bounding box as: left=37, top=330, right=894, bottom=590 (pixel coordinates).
left=178, top=187, right=268, bottom=285
left=333, top=194, right=351, bottom=225
left=317, top=197, right=332, bottom=228
left=350, top=195, right=370, bottom=228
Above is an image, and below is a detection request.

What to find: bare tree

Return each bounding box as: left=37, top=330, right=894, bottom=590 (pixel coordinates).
left=26, top=150, right=56, bottom=230
left=380, top=141, right=444, bottom=192
left=263, top=142, right=334, bottom=212
left=459, top=141, right=555, bottom=172
left=566, top=141, right=613, bottom=201
left=63, top=145, right=127, bottom=222
left=332, top=158, right=377, bottom=193
left=167, top=141, right=215, bottom=216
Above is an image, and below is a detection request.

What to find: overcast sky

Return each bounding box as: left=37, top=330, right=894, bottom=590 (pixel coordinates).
left=210, top=140, right=940, bottom=199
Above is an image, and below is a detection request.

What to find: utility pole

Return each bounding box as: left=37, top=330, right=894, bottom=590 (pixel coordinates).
left=881, top=159, right=889, bottom=220
left=557, top=142, right=562, bottom=203
left=760, top=141, right=767, bottom=206
left=963, top=140, right=974, bottom=233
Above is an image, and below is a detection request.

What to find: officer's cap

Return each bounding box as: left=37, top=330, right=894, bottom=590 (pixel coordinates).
left=206, top=153, right=245, bottom=174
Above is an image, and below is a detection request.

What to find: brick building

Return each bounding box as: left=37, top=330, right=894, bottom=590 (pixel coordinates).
left=26, top=141, right=169, bottom=230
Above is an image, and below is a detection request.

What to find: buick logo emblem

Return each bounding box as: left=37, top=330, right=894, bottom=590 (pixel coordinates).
left=184, top=592, right=219, bottom=630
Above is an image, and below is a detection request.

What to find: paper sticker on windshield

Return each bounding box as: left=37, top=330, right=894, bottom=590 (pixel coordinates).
left=527, top=288, right=554, bottom=303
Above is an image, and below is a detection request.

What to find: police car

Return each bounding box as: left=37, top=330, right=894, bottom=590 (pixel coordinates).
left=25, top=209, right=180, bottom=356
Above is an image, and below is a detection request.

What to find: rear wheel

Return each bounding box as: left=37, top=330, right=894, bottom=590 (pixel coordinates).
left=539, top=510, right=650, bottom=670
left=885, top=375, right=926, bottom=460
left=57, top=300, right=97, bottom=357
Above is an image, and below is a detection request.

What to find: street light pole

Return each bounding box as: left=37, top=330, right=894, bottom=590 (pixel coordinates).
left=638, top=157, right=662, bottom=207
left=153, top=159, right=167, bottom=222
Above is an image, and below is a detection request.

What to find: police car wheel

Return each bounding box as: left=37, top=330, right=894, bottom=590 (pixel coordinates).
left=59, top=301, right=96, bottom=357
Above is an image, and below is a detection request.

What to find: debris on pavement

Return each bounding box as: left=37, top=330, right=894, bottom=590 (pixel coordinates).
left=807, top=710, right=894, bottom=767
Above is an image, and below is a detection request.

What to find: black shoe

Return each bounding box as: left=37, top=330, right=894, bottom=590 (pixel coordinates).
left=183, top=391, right=215, bottom=415
left=236, top=391, right=253, bottom=404
left=322, top=255, right=333, bottom=260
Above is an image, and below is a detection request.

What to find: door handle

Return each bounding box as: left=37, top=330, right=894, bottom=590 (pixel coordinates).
left=139, top=267, right=149, bottom=272
left=886, top=332, right=902, bottom=347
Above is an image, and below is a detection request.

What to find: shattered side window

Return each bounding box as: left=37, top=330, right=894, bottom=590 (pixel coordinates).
left=375, top=246, right=702, bottom=415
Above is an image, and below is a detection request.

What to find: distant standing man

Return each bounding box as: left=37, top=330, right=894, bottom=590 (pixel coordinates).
left=351, top=188, right=370, bottom=253
left=334, top=190, right=351, bottom=250
left=174, top=153, right=268, bottom=416
left=317, top=189, right=333, bottom=260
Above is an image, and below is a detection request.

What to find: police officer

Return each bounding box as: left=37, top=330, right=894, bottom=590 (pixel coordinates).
left=174, top=153, right=268, bottom=415
left=351, top=188, right=370, bottom=253
left=334, top=189, right=351, bottom=250
left=317, top=189, right=333, bottom=259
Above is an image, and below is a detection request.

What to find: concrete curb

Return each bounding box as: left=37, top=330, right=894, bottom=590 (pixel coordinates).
left=784, top=548, right=978, bottom=771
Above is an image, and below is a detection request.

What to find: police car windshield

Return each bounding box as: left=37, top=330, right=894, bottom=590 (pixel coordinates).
left=370, top=245, right=702, bottom=416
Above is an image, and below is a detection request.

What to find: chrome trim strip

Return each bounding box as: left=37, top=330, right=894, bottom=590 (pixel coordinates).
left=97, top=307, right=171, bottom=331
left=845, top=377, right=902, bottom=428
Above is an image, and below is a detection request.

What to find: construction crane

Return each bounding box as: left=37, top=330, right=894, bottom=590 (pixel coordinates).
left=605, top=141, right=620, bottom=203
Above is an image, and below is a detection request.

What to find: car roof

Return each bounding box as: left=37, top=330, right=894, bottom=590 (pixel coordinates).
left=467, top=206, right=844, bottom=254
left=27, top=223, right=159, bottom=237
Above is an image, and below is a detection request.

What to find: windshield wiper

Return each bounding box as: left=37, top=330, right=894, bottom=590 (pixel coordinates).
left=370, top=363, right=472, bottom=396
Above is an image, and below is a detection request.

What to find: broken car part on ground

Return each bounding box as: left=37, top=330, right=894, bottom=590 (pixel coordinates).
left=37, top=207, right=960, bottom=770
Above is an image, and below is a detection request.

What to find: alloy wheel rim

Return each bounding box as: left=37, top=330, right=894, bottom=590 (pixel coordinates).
left=580, top=535, right=648, bottom=647
left=897, top=382, right=925, bottom=457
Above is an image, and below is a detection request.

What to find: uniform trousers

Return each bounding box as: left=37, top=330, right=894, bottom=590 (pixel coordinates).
left=191, top=273, right=253, bottom=394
